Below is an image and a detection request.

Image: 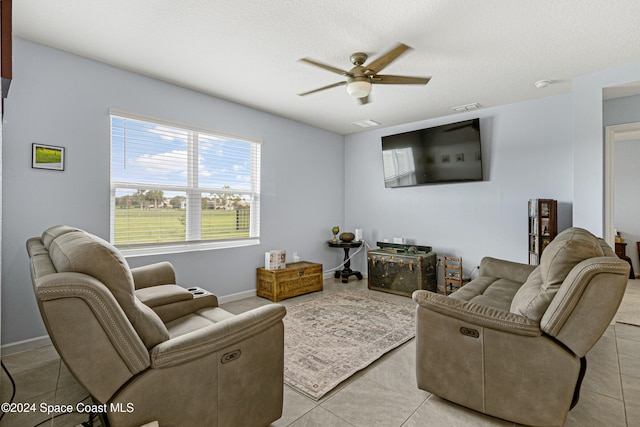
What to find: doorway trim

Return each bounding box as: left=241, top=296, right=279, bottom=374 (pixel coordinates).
left=604, top=122, right=640, bottom=246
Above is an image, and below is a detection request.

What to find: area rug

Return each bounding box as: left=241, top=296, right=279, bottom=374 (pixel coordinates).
left=614, top=279, right=640, bottom=327
left=283, top=291, right=415, bottom=400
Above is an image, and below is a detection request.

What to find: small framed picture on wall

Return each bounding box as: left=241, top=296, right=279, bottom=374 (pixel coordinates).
left=32, top=143, right=65, bottom=171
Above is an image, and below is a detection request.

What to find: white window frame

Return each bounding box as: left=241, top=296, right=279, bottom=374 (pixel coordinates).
left=109, top=109, right=261, bottom=256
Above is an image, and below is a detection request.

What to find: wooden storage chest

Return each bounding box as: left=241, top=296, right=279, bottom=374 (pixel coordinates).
left=256, top=261, right=323, bottom=302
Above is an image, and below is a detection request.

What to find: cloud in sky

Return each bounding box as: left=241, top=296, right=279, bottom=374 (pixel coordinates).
left=136, top=149, right=188, bottom=175
left=112, top=117, right=254, bottom=190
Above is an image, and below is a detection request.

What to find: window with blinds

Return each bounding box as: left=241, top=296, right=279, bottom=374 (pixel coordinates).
left=382, top=148, right=416, bottom=187
left=110, top=111, right=261, bottom=250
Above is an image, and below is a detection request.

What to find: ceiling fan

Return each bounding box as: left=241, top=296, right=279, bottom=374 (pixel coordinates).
left=298, top=43, right=431, bottom=105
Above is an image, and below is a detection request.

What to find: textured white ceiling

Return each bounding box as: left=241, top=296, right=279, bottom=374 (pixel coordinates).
left=12, top=0, right=640, bottom=135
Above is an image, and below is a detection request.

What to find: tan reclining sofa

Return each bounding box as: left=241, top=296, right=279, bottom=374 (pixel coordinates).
left=413, top=227, right=629, bottom=426
left=27, top=225, right=286, bottom=427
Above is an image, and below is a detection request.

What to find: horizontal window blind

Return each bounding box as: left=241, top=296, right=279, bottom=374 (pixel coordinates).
left=110, top=112, right=260, bottom=248
left=383, top=148, right=414, bottom=178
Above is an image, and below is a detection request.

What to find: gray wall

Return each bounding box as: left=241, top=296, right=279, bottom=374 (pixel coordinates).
left=2, top=39, right=345, bottom=345
left=605, top=94, right=640, bottom=274
left=5, top=37, right=640, bottom=347
left=572, top=62, right=640, bottom=234
left=614, top=139, right=640, bottom=274
left=343, top=95, right=574, bottom=277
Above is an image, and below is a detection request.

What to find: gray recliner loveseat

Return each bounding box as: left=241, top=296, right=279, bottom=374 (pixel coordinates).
left=413, top=227, right=629, bottom=426
left=27, top=225, right=286, bottom=427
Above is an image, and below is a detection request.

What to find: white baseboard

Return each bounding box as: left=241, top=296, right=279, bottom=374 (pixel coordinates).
left=2, top=335, right=52, bottom=356
left=217, top=289, right=257, bottom=304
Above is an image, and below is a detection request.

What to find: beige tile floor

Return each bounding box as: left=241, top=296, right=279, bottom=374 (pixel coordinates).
left=0, top=278, right=638, bottom=427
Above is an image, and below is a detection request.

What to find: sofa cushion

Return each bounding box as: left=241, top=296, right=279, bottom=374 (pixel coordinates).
left=449, top=276, right=522, bottom=311
left=510, top=227, right=604, bottom=321
left=48, top=230, right=169, bottom=349
left=41, top=225, right=78, bottom=250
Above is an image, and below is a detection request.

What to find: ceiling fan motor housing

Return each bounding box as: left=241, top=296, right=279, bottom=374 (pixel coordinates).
left=350, top=52, right=368, bottom=66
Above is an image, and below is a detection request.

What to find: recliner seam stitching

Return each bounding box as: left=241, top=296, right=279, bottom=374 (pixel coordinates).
left=37, top=286, right=149, bottom=372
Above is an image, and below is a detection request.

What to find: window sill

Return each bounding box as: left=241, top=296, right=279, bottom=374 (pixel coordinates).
left=120, top=238, right=260, bottom=258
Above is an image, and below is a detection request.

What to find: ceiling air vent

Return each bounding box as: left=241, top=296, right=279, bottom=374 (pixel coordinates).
left=453, top=103, right=482, bottom=112
left=351, top=119, right=380, bottom=128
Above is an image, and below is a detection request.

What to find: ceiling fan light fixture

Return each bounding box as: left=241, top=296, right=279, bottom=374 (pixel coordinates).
left=346, top=78, right=372, bottom=98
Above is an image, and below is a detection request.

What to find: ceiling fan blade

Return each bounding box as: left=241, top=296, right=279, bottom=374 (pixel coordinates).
left=364, top=43, right=411, bottom=74
left=298, top=58, right=350, bottom=76
left=358, top=95, right=370, bottom=105
left=298, top=81, right=346, bottom=96
left=373, top=75, right=431, bottom=85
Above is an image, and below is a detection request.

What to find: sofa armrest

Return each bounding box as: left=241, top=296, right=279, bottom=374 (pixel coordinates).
left=479, top=257, right=536, bottom=284
left=135, top=284, right=193, bottom=308
left=412, top=290, right=541, bottom=336
left=131, top=262, right=176, bottom=289
left=150, top=304, right=286, bottom=368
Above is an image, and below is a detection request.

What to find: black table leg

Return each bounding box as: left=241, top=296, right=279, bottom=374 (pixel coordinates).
left=338, top=247, right=362, bottom=283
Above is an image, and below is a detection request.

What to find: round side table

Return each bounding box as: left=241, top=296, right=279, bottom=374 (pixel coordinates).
left=327, top=240, right=363, bottom=283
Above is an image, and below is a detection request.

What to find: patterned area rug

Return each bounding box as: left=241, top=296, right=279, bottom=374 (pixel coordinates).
left=283, top=291, right=415, bottom=400
left=614, top=279, right=640, bottom=327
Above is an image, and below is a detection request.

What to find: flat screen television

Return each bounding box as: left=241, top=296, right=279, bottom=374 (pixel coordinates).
left=381, top=118, right=483, bottom=188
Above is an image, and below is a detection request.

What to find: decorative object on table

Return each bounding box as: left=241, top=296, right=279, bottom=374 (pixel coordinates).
left=354, top=228, right=363, bottom=241
left=264, top=249, right=286, bottom=270
left=283, top=291, right=415, bottom=400
left=331, top=226, right=340, bottom=242
left=327, top=240, right=363, bottom=283
left=257, top=261, right=323, bottom=302
left=32, top=143, right=65, bottom=171
left=367, top=242, right=436, bottom=296
left=614, top=230, right=622, bottom=243
left=339, top=231, right=355, bottom=242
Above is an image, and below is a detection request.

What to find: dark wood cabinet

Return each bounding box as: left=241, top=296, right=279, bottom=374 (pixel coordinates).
left=615, top=242, right=635, bottom=279
left=528, top=199, right=558, bottom=265
left=1, top=0, right=11, bottom=100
